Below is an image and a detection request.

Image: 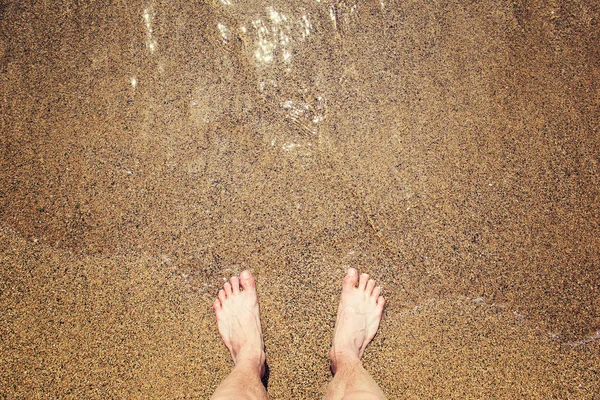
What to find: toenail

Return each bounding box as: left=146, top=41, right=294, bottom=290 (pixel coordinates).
left=347, top=268, right=356, bottom=276
left=240, top=270, right=250, bottom=278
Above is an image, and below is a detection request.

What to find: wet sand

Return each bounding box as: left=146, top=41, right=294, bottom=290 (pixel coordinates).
left=1, top=0, right=599, bottom=397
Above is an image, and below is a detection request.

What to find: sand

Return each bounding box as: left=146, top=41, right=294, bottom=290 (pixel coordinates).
left=1, top=0, right=599, bottom=397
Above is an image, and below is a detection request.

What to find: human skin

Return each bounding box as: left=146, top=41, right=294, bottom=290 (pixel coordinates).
left=211, top=268, right=386, bottom=400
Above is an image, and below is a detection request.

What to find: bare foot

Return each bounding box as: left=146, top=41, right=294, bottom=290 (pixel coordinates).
left=330, top=268, right=385, bottom=374
left=213, top=270, right=266, bottom=377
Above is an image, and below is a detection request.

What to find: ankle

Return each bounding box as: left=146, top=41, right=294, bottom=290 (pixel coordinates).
left=330, top=349, right=361, bottom=374
left=234, top=354, right=265, bottom=377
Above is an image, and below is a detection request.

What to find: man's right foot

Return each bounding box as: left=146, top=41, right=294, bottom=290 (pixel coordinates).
left=330, top=268, right=386, bottom=374
left=213, top=270, right=266, bottom=377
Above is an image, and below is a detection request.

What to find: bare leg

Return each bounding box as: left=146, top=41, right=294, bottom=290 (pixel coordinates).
left=324, top=268, right=387, bottom=400
left=211, top=271, right=268, bottom=400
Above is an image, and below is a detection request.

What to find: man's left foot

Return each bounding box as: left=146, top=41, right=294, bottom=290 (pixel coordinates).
left=330, top=268, right=385, bottom=374
left=213, top=270, right=266, bottom=377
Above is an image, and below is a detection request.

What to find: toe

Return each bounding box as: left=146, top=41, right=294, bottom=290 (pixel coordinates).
left=377, top=295, right=386, bottom=311
left=372, top=286, right=382, bottom=299
left=358, top=273, right=369, bottom=290
left=223, top=282, right=232, bottom=296
left=239, top=270, right=256, bottom=291
left=213, top=298, right=222, bottom=312
left=230, top=276, right=240, bottom=293
left=366, top=279, right=376, bottom=295
left=342, top=267, right=358, bottom=289
left=218, top=289, right=226, bottom=304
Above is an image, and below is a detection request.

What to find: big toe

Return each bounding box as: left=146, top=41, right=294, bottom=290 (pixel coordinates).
left=342, top=267, right=358, bottom=289
left=239, top=270, right=256, bottom=291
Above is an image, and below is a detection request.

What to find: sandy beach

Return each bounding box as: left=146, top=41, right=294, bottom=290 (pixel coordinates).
left=1, top=0, right=598, bottom=397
